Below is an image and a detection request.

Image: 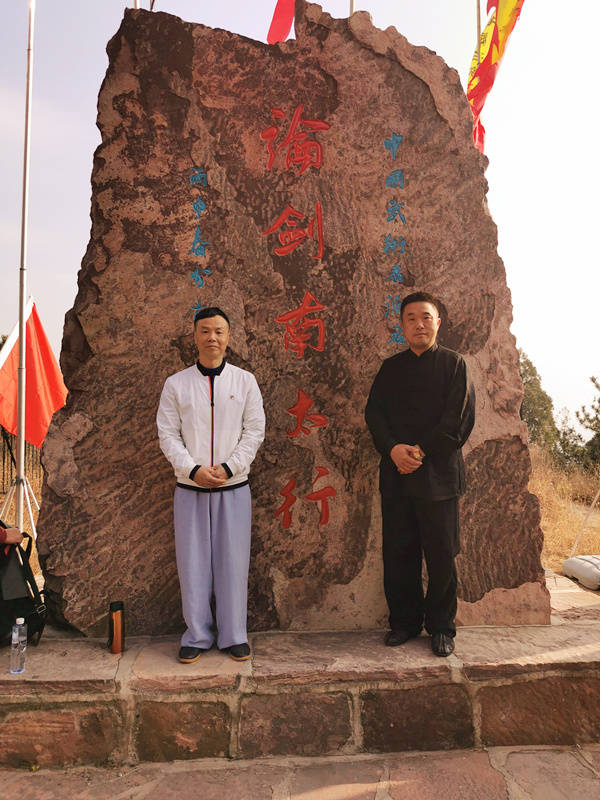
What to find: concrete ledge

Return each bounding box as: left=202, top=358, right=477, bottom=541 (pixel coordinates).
left=2, top=623, right=600, bottom=767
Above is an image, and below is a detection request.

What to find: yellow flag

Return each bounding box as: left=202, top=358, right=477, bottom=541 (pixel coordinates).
left=467, top=1, right=525, bottom=152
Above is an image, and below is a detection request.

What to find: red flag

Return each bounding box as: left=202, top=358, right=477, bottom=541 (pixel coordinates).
left=0, top=299, right=67, bottom=448
left=267, top=0, right=295, bottom=44
left=467, top=0, right=525, bottom=152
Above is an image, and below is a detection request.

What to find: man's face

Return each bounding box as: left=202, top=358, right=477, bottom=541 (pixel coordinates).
left=401, top=301, right=441, bottom=354
left=194, top=315, right=230, bottom=365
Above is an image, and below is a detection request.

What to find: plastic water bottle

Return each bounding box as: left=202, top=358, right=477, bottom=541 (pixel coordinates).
left=10, top=617, right=27, bottom=674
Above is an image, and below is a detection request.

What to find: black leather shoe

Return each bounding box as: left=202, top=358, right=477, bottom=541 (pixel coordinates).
left=228, top=642, right=251, bottom=661
left=178, top=646, right=207, bottom=663
left=384, top=629, right=420, bottom=647
left=431, top=633, right=455, bottom=657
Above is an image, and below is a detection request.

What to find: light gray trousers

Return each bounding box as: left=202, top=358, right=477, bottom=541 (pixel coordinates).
left=173, top=484, right=252, bottom=649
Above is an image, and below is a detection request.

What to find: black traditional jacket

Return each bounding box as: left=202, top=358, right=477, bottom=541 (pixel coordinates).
left=365, top=343, right=476, bottom=500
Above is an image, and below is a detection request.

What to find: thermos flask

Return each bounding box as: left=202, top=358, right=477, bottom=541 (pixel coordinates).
left=108, top=601, right=125, bottom=654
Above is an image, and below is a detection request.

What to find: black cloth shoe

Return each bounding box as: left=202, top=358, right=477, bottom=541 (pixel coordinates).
left=178, top=646, right=207, bottom=663
left=431, top=633, right=455, bottom=657
left=228, top=642, right=251, bottom=661
left=384, top=629, right=420, bottom=647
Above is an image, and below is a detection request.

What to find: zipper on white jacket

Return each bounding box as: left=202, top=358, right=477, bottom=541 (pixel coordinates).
left=209, top=375, right=214, bottom=467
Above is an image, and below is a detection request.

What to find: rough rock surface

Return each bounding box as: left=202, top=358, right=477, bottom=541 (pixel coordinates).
left=361, top=685, right=474, bottom=751
left=37, top=2, right=548, bottom=635
left=239, top=692, right=353, bottom=758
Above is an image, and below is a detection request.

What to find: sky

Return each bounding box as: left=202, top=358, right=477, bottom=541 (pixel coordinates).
left=1, top=0, right=598, bottom=432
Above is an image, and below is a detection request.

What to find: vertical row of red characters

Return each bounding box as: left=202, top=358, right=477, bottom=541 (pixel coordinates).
left=259, top=105, right=337, bottom=529
left=382, top=132, right=406, bottom=345
left=189, top=167, right=211, bottom=315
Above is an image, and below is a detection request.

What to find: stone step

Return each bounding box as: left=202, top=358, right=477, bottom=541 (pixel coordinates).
left=2, top=623, right=600, bottom=768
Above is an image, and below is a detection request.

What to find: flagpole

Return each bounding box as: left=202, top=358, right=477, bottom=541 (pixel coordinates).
left=16, top=0, right=36, bottom=533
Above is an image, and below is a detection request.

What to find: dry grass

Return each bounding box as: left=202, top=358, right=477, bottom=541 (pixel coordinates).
left=529, top=445, right=600, bottom=572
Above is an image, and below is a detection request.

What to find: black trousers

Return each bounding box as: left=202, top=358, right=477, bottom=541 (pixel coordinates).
left=381, top=494, right=459, bottom=637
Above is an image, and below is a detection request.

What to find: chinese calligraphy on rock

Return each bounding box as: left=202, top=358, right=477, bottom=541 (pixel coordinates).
left=262, top=104, right=336, bottom=528
left=382, top=133, right=406, bottom=346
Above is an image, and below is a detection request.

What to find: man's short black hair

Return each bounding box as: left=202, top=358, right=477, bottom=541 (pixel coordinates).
left=400, top=292, right=441, bottom=318
left=193, top=306, right=230, bottom=327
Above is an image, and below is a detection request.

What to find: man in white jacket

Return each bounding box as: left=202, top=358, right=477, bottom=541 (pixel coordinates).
left=157, top=307, right=265, bottom=663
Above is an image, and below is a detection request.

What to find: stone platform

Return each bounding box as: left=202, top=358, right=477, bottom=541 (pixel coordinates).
left=3, top=747, right=600, bottom=800
left=2, top=571, right=600, bottom=769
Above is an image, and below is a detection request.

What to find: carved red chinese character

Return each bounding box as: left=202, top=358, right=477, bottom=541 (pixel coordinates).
left=275, top=291, right=326, bottom=359
left=275, top=477, right=297, bottom=529
left=260, top=105, right=330, bottom=174
left=285, top=389, right=328, bottom=437
left=305, top=467, right=336, bottom=526
left=262, top=202, right=324, bottom=259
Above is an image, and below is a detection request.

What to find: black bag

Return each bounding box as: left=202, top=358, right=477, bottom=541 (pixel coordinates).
left=0, top=531, right=46, bottom=647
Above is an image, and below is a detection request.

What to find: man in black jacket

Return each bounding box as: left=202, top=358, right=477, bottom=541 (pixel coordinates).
left=365, top=292, right=475, bottom=656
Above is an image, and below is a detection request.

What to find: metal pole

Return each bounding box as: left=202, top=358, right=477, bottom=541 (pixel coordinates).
left=569, top=484, right=600, bottom=559
left=350, top=1, right=355, bottom=15
left=16, top=0, right=36, bottom=533
left=477, top=0, right=481, bottom=64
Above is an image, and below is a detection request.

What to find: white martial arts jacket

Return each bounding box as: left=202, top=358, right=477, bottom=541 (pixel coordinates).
left=156, top=362, right=265, bottom=489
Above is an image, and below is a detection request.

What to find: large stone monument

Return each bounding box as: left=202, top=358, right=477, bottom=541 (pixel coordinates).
left=37, top=2, right=549, bottom=635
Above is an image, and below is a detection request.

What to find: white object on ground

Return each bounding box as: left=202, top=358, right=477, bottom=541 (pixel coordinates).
left=562, top=555, right=600, bottom=590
